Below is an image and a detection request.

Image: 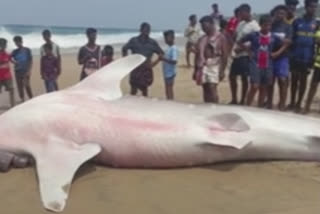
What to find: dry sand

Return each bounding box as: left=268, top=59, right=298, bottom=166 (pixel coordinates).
left=0, top=54, right=320, bottom=214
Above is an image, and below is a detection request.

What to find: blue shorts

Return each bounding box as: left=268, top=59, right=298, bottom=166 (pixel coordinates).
left=164, top=75, right=176, bottom=85
left=273, top=57, right=289, bottom=78
left=250, top=64, right=273, bottom=85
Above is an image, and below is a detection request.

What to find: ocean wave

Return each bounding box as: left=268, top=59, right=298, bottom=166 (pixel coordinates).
left=0, top=25, right=167, bottom=53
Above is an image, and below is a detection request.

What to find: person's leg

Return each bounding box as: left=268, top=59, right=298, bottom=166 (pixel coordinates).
left=165, top=78, right=174, bottom=100
left=240, top=74, right=249, bottom=105
left=5, top=80, right=15, bottom=107
left=24, top=75, right=33, bottom=99
left=247, top=84, right=259, bottom=106
left=141, top=86, right=148, bottom=97
left=202, top=84, right=210, bottom=103
left=130, top=85, right=138, bottom=96
left=278, top=77, right=288, bottom=111
left=304, top=68, right=320, bottom=114
left=240, top=57, right=250, bottom=105
left=266, top=76, right=276, bottom=109
left=296, top=70, right=309, bottom=112
left=229, top=59, right=238, bottom=104
left=288, top=70, right=299, bottom=110
left=186, top=43, right=191, bottom=67
left=258, top=85, right=267, bottom=108
left=15, top=74, right=24, bottom=101
left=211, top=83, right=219, bottom=104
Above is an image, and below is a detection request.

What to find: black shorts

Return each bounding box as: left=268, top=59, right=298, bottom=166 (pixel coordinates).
left=230, top=56, right=251, bottom=77
left=290, top=60, right=312, bottom=73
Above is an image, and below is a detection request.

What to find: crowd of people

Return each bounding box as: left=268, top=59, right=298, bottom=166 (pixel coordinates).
left=0, top=0, right=320, bottom=115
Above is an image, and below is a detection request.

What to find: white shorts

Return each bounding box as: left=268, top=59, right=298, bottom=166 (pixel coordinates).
left=201, top=66, right=219, bottom=84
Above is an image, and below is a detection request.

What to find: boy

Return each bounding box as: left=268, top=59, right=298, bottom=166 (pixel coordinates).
left=303, top=28, right=320, bottom=114
left=101, top=45, right=114, bottom=66
left=11, top=36, right=33, bottom=102
left=41, top=43, right=60, bottom=93
left=288, top=0, right=318, bottom=112
left=267, top=5, right=292, bottom=111
left=195, top=16, right=228, bottom=103
left=239, top=15, right=282, bottom=107
left=122, top=22, right=163, bottom=97
left=229, top=4, right=260, bottom=105
left=161, top=30, right=179, bottom=100
left=78, top=28, right=101, bottom=80
left=0, top=38, right=15, bottom=107
left=184, top=15, right=201, bottom=67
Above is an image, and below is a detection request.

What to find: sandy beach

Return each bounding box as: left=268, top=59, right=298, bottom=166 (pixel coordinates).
left=1, top=53, right=320, bottom=214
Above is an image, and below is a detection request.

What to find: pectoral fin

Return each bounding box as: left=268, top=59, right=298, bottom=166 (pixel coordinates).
left=34, top=136, right=101, bottom=212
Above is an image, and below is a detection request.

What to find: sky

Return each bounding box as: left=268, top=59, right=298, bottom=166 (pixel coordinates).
left=0, top=0, right=292, bottom=30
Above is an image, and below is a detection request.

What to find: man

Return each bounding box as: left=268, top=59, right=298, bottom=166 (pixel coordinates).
left=229, top=4, right=260, bottom=105
left=184, top=15, right=201, bottom=68
left=11, top=36, right=33, bottom=102
left=122, top=22, right=164, bottom=97
left=40, top=30, right=61, bottom=77
left=194, top=16, right=228, bottom=103
left=211, top=3, right=224, bottom=31
left=288, top=0, right=318, bottom=112
left=285, top=0, right=300, bottom=24
left=78, top=28, right=101, bottom=80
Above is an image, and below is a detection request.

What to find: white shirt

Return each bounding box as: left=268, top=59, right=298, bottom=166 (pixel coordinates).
left=184, top=24, right=202, bottom=44
left=40, top=42, right=60, bottom=58
left=233, top=20, right=260, bottom=58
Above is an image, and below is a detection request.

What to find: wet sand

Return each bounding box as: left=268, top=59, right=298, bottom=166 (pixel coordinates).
left=0, top=54, right=320, bottom=214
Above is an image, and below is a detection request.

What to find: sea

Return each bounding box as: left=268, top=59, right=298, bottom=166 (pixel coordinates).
left=0, top=24, right=181, bottom=54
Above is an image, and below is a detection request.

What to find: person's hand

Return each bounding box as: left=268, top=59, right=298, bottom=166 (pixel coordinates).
left=271, top=52, right=280, bottom=59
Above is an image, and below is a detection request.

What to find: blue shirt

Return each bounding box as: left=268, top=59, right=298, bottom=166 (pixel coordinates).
left=163, top=45, right=178, bottom=78
left=291, top=16, right=318, bottom=65
left=241, top=32, right=281, bottom=69
left=11, top=47, right=32, bottom=72
left=272, top=20, right=292, bottom=58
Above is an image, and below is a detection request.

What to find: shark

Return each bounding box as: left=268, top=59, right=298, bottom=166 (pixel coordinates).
left=0, top=55, right=320, bottom=212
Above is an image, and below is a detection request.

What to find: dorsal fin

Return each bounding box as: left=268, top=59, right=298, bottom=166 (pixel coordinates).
left=69, top=54, right=146, bottom=100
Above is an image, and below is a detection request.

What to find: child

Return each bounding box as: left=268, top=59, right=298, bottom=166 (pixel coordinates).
left=201, top=44, right=221, bottom=103
left=303, top=28, right=320, bottom=114
left=267, top=5, right=292, bottom=111
left=238, top=15, right=282, bottom=107
left=0, top=38, right=15, bottom=107
left=161, top=30, right=178, bottom=100
left=101, top=45, right=114, bottom=66
left=41, top=43, right=60, bottom=93
left=11, top=36, right=33, bottom=102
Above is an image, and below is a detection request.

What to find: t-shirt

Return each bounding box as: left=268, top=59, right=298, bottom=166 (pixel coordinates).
left=122, top=36, right=163, bottom=60
left=227, top=17, right=239, bottom=35
left=184, top=24, right=202, bottom=44
left=11, top=47, right=32, bottom=72
left=41, top=55, right=59, bottom=80
left=0, top=51, right=12, bottom=80
left=163, top=45, right=179, bottom=79
left=78, top=45, right=101, bottom=75
left=272, top=20, right=292, bottom=58
left=291, top=16, right=318, bottom=65
left=233, top=20, right=261, bottom=58
left=241, top=32, right=281, bottom=69
left=40, top=42, right=60, bottom=58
